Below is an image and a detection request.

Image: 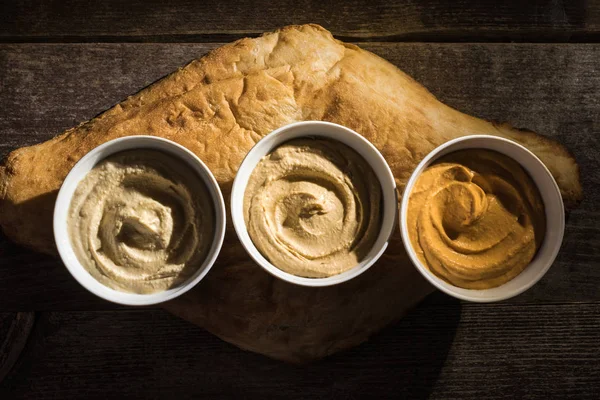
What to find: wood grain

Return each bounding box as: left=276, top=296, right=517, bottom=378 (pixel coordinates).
left=1, top=303, right=599, bottom=399
left=0, top=2, right=598, bottom=393
left=0, top=43, right=598, bottom=310
left=0, top=232, right=121, bottom=310
left=0, top=313, right=34, bottom=383
left=0, top=0, right=598, bottom=43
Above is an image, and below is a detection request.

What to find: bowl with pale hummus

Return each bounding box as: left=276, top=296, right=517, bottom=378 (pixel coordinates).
left=400, top=135, right=564, bottom=302
left=231, top=121, right=397, bottom=287
left=54, top=136, right=226, bottom=305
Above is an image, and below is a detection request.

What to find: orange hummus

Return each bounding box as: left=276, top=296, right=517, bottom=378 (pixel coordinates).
left=407, top=150, right=546, bottom=289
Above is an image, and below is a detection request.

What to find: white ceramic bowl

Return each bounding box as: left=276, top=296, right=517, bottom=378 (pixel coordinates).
left=231, top=121, right=397, bottom=287
left=54, top=136, right=226, bottom=305
left=400, top=135, right=565, bottom=302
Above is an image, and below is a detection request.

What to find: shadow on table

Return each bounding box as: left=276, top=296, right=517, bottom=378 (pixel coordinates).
left=301, top=292, right=462, bottom=399
left=0, top=189, right=58, bottom=255
left=0, top=292, right=461, bottom=399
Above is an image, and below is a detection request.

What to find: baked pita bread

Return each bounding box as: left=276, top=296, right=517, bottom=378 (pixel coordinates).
left=0, top=25, right=581, bottom=362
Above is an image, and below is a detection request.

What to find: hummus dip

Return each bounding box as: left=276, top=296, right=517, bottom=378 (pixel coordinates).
left=407, top=149, right=546, bottom=289
left=243, top=139, right=382, bottom=278
left=68, top=149, right=214, bottom=294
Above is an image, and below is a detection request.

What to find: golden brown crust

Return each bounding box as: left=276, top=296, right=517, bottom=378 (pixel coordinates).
left=0, top=24, right=582, bottom=362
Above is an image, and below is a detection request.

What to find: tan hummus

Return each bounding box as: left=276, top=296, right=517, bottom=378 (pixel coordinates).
left=243, top=139, right=382, bottom=278
left=407, top=149, right=546, bottom=289
left=68, top=149, right=214, bottom=294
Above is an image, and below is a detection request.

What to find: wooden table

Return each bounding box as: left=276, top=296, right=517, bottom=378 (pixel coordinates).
left=1, top=1, right=599, bottom=398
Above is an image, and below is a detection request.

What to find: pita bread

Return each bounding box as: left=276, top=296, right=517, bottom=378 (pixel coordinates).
left=0, top=25, right=581, bottom=362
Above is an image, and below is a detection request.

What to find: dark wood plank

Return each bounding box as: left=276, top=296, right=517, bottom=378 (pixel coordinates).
left=0, top=232, right=122, bottom=310
left=0, top=43, right=598, bottom=309
left=1, top=303, right=599, bottom=399
left=0, top=0, right=598, bottom=43
left=0, top=313, right=34, bottom=383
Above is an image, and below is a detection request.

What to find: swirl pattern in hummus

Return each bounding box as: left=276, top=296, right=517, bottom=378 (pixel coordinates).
left=407, top=150, right=546, bottom=289
left=67, top=149, right=214, bottom=294
left=243, top=139, right=382, bottom=278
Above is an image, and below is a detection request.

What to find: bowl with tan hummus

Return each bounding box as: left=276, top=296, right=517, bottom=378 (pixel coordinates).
left=231, top=121, right=397, bottom=287
left=400, top=135, right=565, bottom=302
left=54, top=136, right=226, bottom=305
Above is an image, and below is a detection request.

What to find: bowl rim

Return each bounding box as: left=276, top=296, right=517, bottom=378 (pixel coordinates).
left=399, top=134, right=565, bottom=302
left=53, top=135, right=226, bottom=305
left=230, top=121, right=398, bottom=287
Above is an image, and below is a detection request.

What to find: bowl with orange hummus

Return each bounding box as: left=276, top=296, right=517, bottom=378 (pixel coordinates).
left=400, top=135, right=565, bottom=302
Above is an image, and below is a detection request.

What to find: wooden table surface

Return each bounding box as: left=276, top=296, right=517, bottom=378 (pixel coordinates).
left=1, top=1, right=599, bottom=398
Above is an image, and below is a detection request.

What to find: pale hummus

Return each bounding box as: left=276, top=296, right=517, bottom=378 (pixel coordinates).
left=243, top=139, right=382, bottom=278
left=407, top=150, right=546, bottom=289
left=68, top=149, right=214, bottom=294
